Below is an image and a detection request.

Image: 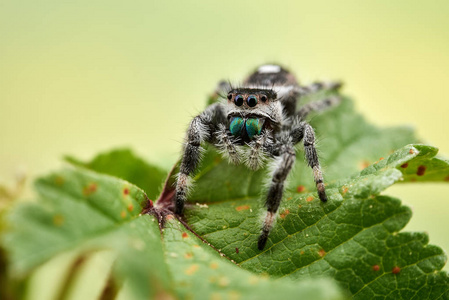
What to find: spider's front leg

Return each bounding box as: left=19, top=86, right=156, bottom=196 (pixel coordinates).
left=258, top=120, right=327, bottom=250
left=258, top=134, right=296, bottom=250
left=175, top=103, right=225, bottom=214
left=291, top=119, right=327, bottom=202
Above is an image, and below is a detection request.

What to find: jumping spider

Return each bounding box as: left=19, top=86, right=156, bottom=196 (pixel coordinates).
left=175, top=64, right=342, bottom=250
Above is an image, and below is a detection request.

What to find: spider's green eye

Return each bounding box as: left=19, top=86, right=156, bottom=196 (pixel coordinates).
left=247, top=95, right=258, bottom=107
left=229, top=117, right=244, bottom=136
left=246, top=118, right=265, bottom=139
left=234, top=95, right=244, bottom=106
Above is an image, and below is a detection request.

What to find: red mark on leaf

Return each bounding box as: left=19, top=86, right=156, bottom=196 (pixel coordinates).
left=372, top=265, right=380, bottom=272
left=127, top=204, right=134, bottom=212
left=341, top=186, right=348, bottom=195
left=83, top=183, right=97, bottom=196
left=182, top=232, right=188, bottom=239
left=392, top=266, right=401, bottom=274
left=297, top=185, right=306, bottom=193
left=306, top=196, right=314, bottom=202
left=318, top=249, right=326, bottom=257
left=417, top=165, right=426, bottom=176
left=280, top=209, right=290, bottom=219
left=359, top=160, right=370, bottom=170
left=53, top=215, right=64, bottom=226
left=120, top=210, right=126, bottom=218
left=235, top=247, right=239, bottom=254
left=236, top=205, right=250, bottom=211
left=400, top=163, right=408, bottom=168
left=409, top=149, right=415, bottom=154
left=123, top=188, right=130, bottom=195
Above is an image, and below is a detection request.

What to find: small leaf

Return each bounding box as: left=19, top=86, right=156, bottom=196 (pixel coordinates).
left=66, top=148, right=166, bottom=200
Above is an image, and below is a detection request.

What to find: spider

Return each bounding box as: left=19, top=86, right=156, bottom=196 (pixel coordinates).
left=175, top=64, right=342, bottom=250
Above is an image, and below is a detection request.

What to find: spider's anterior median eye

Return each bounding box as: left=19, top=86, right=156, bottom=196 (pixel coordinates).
left=234, top=95, right=244, bottom=106
left=247, top=95, right=258, bottom=107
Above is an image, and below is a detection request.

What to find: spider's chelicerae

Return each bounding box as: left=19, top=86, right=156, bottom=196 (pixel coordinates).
left=175, top=64, right=342, bottom=250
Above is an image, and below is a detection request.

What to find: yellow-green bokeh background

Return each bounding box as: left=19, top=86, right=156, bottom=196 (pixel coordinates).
left=1, top=0, right=448, bottom=274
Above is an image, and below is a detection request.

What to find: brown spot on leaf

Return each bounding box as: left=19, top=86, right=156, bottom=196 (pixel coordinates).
left=210, top=263, right=218, bottom=270
left=83, top=183, right=97, bottom=196
left=184, top=252, right=193, bottom=259
left=218, top=276, right=230, bottom=287
left=445, top=176, right=449, bottom=182
left=392, top=266, right=401, bottom=274
left=182, top=232, right=188, bottom=239
left=54, top=176, right=64, bottom=186
left=379, top=157, right=384, bottom=161
left=298, top=204, right=302, bottom=209
left=417, top=165, right=426, bottom=176
left=409, top=149, right=415, bottom=154
left=372, top=264, right=380, bottom=271
left=120, top=211, right=126, bottom=218
left=235, top=247, right=239, bottom=254
left=127, top=204, right=134, bottom=212
left=341, top=186, right=348, bottom=194
left=123, top=188, right=130, bottom=195
left=300, top=251, right=305, bottom=255
left=235, top=205, right=250, bottom=211
left=53, top=214, right=64, bottom=226
left=280, top=209, right=290, bottom=219
left=286, top=197, right=293, bottom=201
left=318, top=249, right=326, bottom=257
left=400, top=163, right=409, bottom=168
left=306, top=196, right=314, bottom=202
left=185, top=264, right=199, bottom=275
left=297, top=185, right=306, bottom=193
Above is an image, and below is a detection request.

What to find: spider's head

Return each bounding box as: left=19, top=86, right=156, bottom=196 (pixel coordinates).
left=225, top=88, right=284, bottom=140
left=226, top=88, right=277, bottom=108
left=226, top=88, right=282, bottom=122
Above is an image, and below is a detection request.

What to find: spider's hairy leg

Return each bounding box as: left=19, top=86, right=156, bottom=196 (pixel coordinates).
left=216, top=124, right=242, bottom=165
left=296, top=80, right=342, bottom=97
left=245, top=130, right=270, bottom=170
left=258, top=137, right=296, bottom=250
left=296, top=95, right=341, bottom=119
left=291, top=119, right=327, bottom=203
left=175, top=103, right=225, bottom=214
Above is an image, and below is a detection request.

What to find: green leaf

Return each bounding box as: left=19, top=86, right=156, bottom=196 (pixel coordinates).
left=3, top=95, right=449, bottom=299
left=3, top=167, right=344, bottom=300
left=186, top=144, right=449, bottom=299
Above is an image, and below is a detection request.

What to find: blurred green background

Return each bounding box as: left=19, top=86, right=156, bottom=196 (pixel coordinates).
left=1, top=0, right=448, bottom=273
